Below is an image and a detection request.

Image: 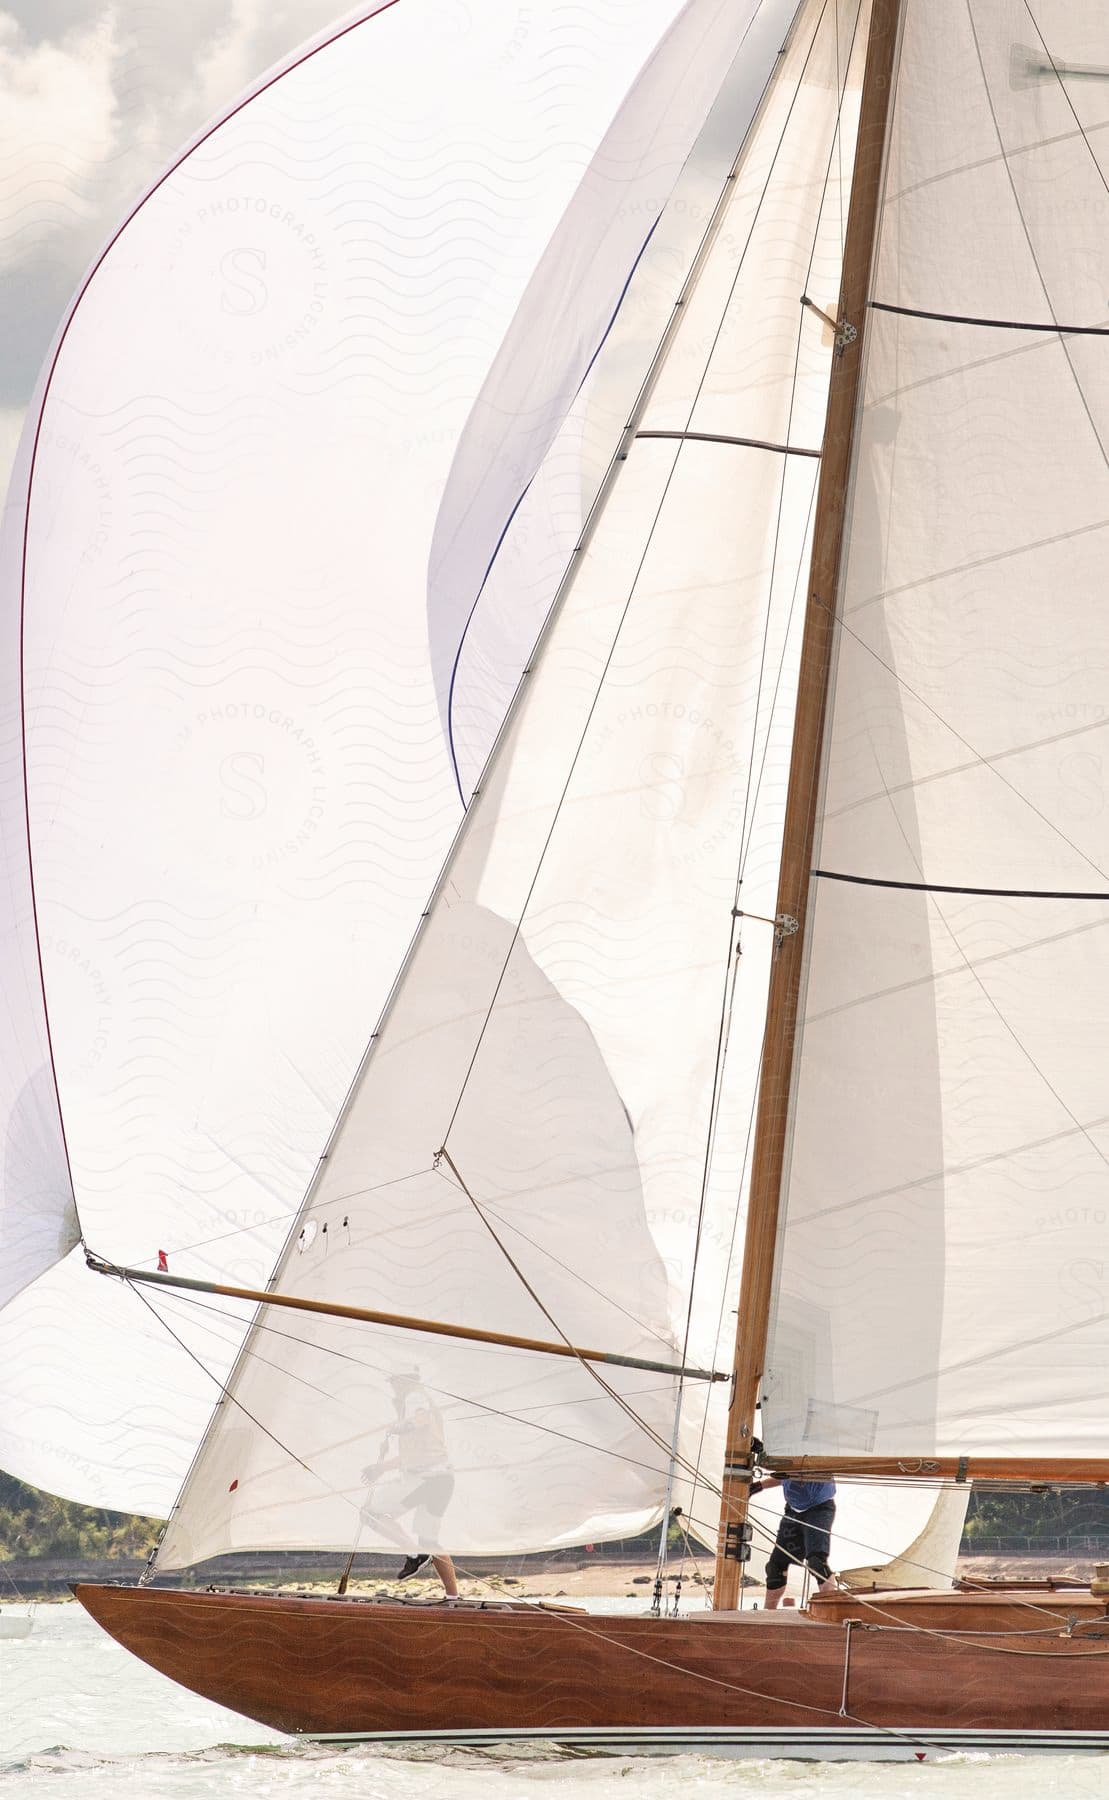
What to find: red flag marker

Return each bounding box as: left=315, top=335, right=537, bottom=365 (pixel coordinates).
left=157, top=1249, right=169, bottom=1272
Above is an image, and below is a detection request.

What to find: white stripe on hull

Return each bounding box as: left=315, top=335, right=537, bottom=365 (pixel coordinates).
left=305, top=1726, right=1109, bottom=1762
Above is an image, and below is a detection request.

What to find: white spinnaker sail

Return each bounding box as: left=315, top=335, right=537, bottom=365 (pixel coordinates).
left=764, top=0, right=1109, bottom=1460
left=837, top=1486, right=969, bottom=1592
left=747, top=1481, right=968, bottom=1594
left=0, top=430, right=78, bottom=1308
left=0, top=0, right=789, bottom=1512
left=156, top=0, right=875, bottom=1571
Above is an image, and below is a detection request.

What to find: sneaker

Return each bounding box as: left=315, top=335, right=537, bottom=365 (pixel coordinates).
left=396, top=1554, right=430, bottom=1580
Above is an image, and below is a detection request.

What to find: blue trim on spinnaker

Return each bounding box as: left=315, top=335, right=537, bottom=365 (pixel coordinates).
left=444, top=215, right=663, bottom=808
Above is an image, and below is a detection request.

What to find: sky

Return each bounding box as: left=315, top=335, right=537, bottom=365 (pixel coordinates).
left=0, top=0, right=358, bottom=495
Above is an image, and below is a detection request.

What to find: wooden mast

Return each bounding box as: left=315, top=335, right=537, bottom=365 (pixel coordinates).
left=712, top=0, right=904, bottom=1612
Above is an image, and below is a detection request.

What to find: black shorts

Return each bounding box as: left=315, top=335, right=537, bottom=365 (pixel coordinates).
left=765, top=1500, right=835, bottom=1590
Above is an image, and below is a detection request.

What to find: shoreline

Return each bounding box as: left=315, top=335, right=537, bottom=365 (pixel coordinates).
left=2, top=1550, right=1099, bottom=1606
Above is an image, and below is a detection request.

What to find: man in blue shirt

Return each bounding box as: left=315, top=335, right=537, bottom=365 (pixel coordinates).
left=749, top=1475, right=837, bottom=1608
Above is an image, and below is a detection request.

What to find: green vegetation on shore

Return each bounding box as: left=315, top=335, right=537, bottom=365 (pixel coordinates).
left=962, top=1486, right=1109, bottom=1545
left=1, top=1470, right=1106, bottom=1562
left=0, top=1472, right=160, bottom=1562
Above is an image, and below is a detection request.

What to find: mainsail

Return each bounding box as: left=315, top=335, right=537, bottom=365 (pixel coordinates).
left=155, top=0, right=878, bottom=1570
left=763, top=0, right=1109, bottom=1464
left=0, top=0, right=776, bottom=1513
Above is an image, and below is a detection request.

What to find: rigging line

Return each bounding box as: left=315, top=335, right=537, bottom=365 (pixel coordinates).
left=1024, top=0, right=1109, bottom=203
left=634, top=429, right=821, bottom=457
left=809, top=828, right=1109, bottom=1382
left=432, top=1151, right=709, bottom=1481
left=149, top=1285, right=680, bottom=1486
left=809, top=595, right=1109, bottom=892
left=828, top=715, right=1109, bottom=819
left=685, top=1027, right=774, bottom=1566
left=433, top=1152, right=724, bottom=1499
left=781, top=1111, right=1109, bottom=1231
left=151, top=1276, right=680, bottom=1417
left=441, top=214, right=664, bottom=809
left=682, top=4, right=870, bottom=1534
left=869, top=300, right=1109, bottom=337
left=964, top=4, right=1109, bottom=479
left=758, top=0, right=910, bottom=932
left=674, top=9, right=871, bottom=1536
left=141, top=1167, right=443, bottom=1268
left=1019, top=0, right=1109, bottom=457
left=864, top=745, right=1109, bottom=1208
left=444, top=1571, right=956, bottom=1757
left=818, top=1594, right=1109, bottom=1660
left=850, top=514, right=1109, bottom=623
left=657, top=0, right=869, bottom=1507
left=124, top=1282, right=356, bottom=1511
left=740, top=1505, right=1071, bottom=1623
left=848, top=1302, right=1109, bottom=1409
left=735, top=457, right=822, bottom=878
left=661, top=450, right=825, bottom=1544
left=813, top=869, right=1109, bottom=901
left=742, top=1511, right=1100, bottom=1638
left=733, top=4, right=870, bottom=882
left=474, top=1196, right=675, bottom=1356
left=435, top=456, right=679, bottom=1148
left=671, top=1508, right=714, bottom=1597
left=834, top=0, right=848, bottom=258
left=148, top=1279, right=681, bottom=1425
left=806, top=914, right=1109, bottom=1028
left=735, top=0, right=867, bottom=879
left=436, top=0, right=844, bottom=1156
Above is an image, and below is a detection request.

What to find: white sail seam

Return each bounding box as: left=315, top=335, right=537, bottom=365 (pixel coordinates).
left=805, top=913, right=1109, bottom=1023
left=791, top=1109, right=1109, bottom=1228
left=811, top=594, right=1109, bottom=890
left=965, top=4, right=1109, bottom=481
left=845, top=513, right=1109, bottom=617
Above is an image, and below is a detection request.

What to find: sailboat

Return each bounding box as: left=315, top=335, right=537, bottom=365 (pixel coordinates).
left=5, top=0, right=1109, bottom=1760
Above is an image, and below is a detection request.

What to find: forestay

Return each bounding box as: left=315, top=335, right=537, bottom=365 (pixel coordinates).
left=157, top=0, right=874, bottom=1570
left=764, top=0, right=1109, bottom=1460
left=1, top=0, right=777, bottom=1513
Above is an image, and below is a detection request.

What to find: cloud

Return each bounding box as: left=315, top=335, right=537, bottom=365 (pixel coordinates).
left=0, top=405, right=24, bottom=498
left=0, top=2, right=358, bottom=450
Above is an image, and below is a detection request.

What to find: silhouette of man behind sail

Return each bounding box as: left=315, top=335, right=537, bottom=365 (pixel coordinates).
left=360, top=1364, right=458, bottom=1596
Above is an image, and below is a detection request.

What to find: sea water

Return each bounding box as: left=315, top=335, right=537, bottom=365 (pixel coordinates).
left=4, top=1603, right=1109, bottom=1800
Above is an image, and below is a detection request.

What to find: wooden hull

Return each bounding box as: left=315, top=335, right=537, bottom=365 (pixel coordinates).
left=75, top=1583, right=1109, bottom=1758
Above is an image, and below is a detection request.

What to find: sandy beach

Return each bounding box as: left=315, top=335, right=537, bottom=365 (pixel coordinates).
left=327, top=1550, right=1099, bottom=1605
